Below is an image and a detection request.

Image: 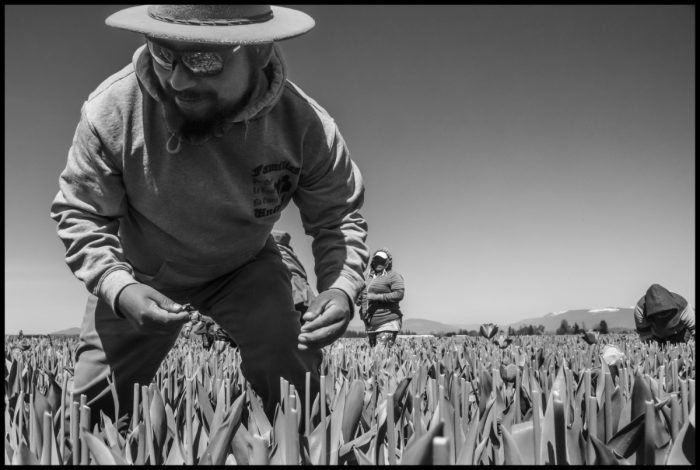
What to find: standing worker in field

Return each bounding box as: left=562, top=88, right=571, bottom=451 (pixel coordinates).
left=357, top=249, right=405, bottom=347
left=634, top=283, right=695, bottom=344
left=50, top=5, right=368, bottom=424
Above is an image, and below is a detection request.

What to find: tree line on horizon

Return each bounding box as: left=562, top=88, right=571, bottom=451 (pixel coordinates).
left=341, top=318, right=634, bottom=338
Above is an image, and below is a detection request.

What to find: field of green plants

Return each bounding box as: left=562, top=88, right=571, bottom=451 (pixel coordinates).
left=4, top=330, right=695, bottom=465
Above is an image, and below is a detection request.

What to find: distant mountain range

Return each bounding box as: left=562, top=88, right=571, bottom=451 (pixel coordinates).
left=348, top=307, right=637, bottom=335
left=47, top=307, right=640, bottom=337
left=509, top=308, right=635, bottom=332
left=347, top=318, right=469, bottom=335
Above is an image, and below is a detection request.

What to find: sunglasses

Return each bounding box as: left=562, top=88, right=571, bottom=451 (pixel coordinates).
left=147, top=40, right=242, bottom=76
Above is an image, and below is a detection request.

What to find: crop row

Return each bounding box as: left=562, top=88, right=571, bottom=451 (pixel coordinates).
left=4, top=333, right=695, bottom=465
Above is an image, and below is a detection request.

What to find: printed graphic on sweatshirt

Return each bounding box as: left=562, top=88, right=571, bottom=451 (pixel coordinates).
left=252, top=161, right=300, bottom=218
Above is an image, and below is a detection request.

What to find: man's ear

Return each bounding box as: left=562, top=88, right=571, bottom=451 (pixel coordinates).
left=253, top=43, right=274, bottom=68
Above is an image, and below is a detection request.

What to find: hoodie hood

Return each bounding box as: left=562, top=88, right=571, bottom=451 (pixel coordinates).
left=371, top=247, right=393, bottom=272
left=133, top=43, right=287, bottom=147
left=644, top=283, right=688, bottom=317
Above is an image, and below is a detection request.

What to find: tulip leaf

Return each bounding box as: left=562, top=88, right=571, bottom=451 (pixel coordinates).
left=590, top=433, right=631, bottom=465
left=342, top=380, right=365, bottom=443
left=149, top=385, right=167, bottom=462
left=164, top=439, right=185, bottom=465
left=500, top=421, right=524, bottom=464
left=229, top=422, right=253, bottom=465
left=196, top=380, right=214, bottom=434
left=101, top=412, right=120, bottom=450
left=339, top=429, right=376, bottom=457
left=399, top=420, right=443, bottom=465
left=329, top=380, right=347, bottom=464
left=631, top=369, right=652, bottom=421
left=248, top=388, right=272, bottom=438
left=11, top=442, right=37, bottom=465
left=83, top=432, right=117, bottom=465
left=198, top=392, right=244, bottom=465
left=353, top=446, right=375, bottom=465
left=665, top=404, right=695, bottom=465
left=456, top=407, right=479, bottom=464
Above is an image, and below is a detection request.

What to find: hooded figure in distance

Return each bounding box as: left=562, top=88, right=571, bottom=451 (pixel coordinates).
left=634, top=283, right=695, bottom=344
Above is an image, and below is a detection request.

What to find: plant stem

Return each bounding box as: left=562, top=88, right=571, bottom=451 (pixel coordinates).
left=670, top=393, right=680, bottom=439
left=532, top=388, right=541, bottom=465
left=680, top=379, right=688, bottom=425
left=70, top=401, right=79, bottom=466
left=432, top=436, right=450, bottom=465
left=643, top=399, right=655, bottom=465
left=604, top=372, right=613, bottom=443
left=553, top=391, right=567, bottom=465
left=586, top=395, right=597, bottom=464
left=41, top=411, right=52, bottom=464
left=132, top=383, right=139, bottom=431
left=79, top=404, right=90, bottom=465
left=305, top=371, right=311, bottom=437
left=387, top=392, right=396, bottom=465
left=185, top=378, right=193, bottom=465
left=320, top=374, right=327, bottom=465
left=141, top=385, right=153, bottom=464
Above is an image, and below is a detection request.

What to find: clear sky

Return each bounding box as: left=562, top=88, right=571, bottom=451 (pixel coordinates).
left=4, top=5, right=695, bottom=334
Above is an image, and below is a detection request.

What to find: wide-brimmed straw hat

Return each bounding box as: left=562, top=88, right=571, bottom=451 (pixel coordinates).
left=105, top=5, right=315, bottom=45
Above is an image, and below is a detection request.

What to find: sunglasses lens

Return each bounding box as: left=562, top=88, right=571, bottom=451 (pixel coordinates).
left=148, top=41, right=225, bottom=76
left=182, top=52, right=224, bottom=76
left=148, top=42, right=174, bottom=70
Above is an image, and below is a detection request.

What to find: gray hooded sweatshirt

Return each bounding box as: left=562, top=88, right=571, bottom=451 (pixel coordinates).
left=50, top=44, right=368, bottom=313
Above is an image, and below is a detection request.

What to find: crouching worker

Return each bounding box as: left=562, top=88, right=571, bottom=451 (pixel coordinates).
left=182, top=312, right=237, bottom=352
left=634, top=283, right=695, bottom=344
left=50, top=4, right=368, bottom=428
left=272, top=230, right=317, bottom=315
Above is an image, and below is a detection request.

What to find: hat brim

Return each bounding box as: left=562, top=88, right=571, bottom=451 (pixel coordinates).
left=106, top=5, right=315, bottom=45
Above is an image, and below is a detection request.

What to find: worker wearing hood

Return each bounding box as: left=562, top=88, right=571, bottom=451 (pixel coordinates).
left=50, top=5, right=368, bottom=426
left=634, top=284, right=695, bottom=343
left=356, top=248, right=405, bottom=347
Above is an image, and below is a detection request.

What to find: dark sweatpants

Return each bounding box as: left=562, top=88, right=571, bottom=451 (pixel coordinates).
left=71, top=238, right=322, bottom=427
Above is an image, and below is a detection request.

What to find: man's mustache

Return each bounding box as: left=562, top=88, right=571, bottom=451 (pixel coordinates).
left=166, top=88, right=213, bottom=101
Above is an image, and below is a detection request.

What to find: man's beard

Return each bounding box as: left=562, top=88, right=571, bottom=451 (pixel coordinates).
left=179, top=111, right=223, bottom=136
left=171, top=97, right=244, bottom=141
left=161, top=87, right=225, bottom=139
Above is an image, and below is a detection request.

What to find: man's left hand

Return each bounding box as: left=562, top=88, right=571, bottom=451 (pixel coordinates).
left=298, top=289, right=352, bottom=350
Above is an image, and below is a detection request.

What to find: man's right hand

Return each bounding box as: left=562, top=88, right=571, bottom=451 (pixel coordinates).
left=116, top=283, right=190, bottom=334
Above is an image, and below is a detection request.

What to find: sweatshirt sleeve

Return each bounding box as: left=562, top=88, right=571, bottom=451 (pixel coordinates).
left=680, top=304, right=695, bottom=336
left=381, top=273, right=405, bottom=302
left=293, top=122, right=369, bottom=304
left=50, top=104, right=137, bottom=313
left=634, top=298, right=653, bottom=341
